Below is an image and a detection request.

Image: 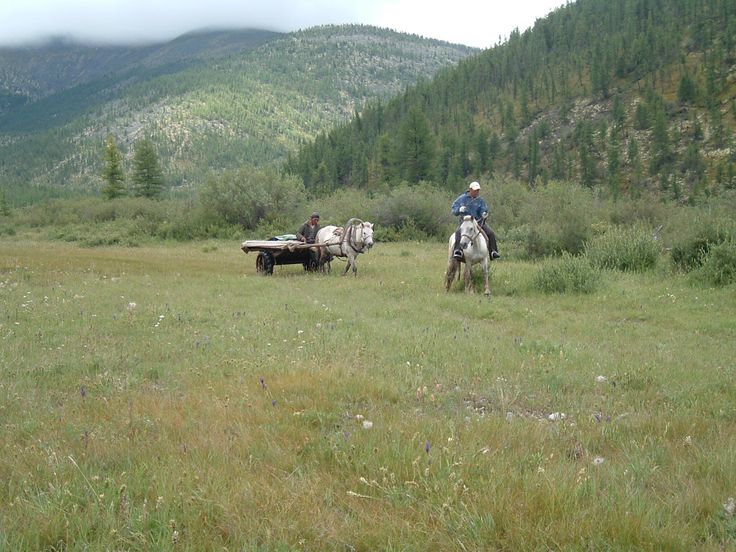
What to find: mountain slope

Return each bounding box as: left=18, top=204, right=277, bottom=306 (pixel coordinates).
left=286, top=0, right=736, bottom=200
left=0, top=25, right=475, bottom=197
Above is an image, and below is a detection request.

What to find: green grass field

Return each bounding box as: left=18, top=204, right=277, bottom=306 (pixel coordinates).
left=1, top=238, right=735, bottom=550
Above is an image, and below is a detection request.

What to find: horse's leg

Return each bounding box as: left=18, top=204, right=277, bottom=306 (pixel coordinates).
left=482, top=258, right=491, bottom=296
left=445, top=259, right=456, bottom=292
left=342, top=252, right=353, bottom=276
left=464, top=262, right=474, bottom=294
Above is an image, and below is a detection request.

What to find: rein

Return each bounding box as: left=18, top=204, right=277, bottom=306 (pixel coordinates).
left=460, top=218, right=482, bottom=245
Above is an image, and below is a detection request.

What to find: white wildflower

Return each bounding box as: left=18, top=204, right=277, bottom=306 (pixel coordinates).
left=548, top=412, right=566, bottom=421
left=362, top=420, right=373, bottom=430
left=595, top=375, right=607, bottom=383
left=724, top=497, right=736, bottom=517
left=592, top=456, right=605, bottom=466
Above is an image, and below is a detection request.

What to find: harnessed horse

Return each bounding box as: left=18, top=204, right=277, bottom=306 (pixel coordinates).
left=316, top=218, right=374, bottom=276
left=445, top=215, right=491, bottom=295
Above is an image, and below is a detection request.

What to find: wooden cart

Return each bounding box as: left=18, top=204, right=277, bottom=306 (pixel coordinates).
left=240, top=235, right=320, bottom=275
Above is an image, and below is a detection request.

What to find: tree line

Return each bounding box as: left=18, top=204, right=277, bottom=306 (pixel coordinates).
left=285, top=0, right=736, bottom=200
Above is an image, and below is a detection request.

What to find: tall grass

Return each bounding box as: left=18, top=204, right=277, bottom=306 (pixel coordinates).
left=1, top=238, right=734, bottom=549
left=585, top=224, right=661, bottom=272
left=531, top=252, right=602, bottom=293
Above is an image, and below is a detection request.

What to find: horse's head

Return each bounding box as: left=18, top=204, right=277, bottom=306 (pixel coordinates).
left=360, top=222, right=374, bottom=250
left=347, top=219, right=374, bottom=251
left=458, top=215, right=480, bottom=251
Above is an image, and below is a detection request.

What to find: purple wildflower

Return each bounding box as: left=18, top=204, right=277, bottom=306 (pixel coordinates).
left=259, top=378, right=266, bottom=389
left=425, top=441, right=431, bottom=454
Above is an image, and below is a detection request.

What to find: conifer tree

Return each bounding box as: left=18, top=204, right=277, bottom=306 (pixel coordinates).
left=132, top=138, right=164, bottom=199
left=397, top=106, right=435, bottom=184
left=0, top=188, right=10, bottom=216
left=101, top=135, right=126, bottom=200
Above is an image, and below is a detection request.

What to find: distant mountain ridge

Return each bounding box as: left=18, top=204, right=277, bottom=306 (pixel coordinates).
left=0, top=29, right=281, bottom=103
left=0, top=25, right=476, bottom=200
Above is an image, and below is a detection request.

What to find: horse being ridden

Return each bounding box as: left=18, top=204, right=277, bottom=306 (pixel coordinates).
left=445, top=215, right=491, bottom=295
left=316, top=218, right=374, bottom=276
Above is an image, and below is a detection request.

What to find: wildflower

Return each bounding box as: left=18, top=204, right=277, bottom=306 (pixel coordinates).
left=595, top=375, right=607, bottom=383
left=425, top=441, right=431, bottom=454
left=259, top=378, right=266, bottom=389
left=592, top=456, right=605, bottom=466
left=724, top=497, right=735, bottom=518
left=362, top=420, right=373, bottom=429
left=127, top=302, right=137, bottom=310
left=548, top=412, right=566, bottom=421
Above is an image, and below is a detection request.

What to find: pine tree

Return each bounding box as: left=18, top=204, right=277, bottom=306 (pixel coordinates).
left=132, top=139, right=164, bottom=199
left=677, top=73, right=698, bottom=104
left=397, top=106, right=435, bottom=184
left=0, top=188, right=11, bottom=217
left=101, top=135, right=126, bottom=200
left=649, top=108, right=673, bottom=175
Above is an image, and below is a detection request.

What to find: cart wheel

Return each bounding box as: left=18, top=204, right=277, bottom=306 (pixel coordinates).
left=256, top=252, right=274, bottom=275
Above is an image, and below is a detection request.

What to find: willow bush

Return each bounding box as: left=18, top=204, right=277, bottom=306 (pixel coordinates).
left=584, top=225, right=661, bottom=272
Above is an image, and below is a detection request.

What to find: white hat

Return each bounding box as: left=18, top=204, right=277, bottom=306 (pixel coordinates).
left=469, top=181, right=481, bottom=190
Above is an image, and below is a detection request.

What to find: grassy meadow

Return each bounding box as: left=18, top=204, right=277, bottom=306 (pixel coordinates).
left=1, top=238, right=735, bottom=550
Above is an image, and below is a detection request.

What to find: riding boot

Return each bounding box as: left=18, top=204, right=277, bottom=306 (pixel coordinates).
left=481, top=223, right=500, bottom=260
left=452, top=228, right=463, bottom=259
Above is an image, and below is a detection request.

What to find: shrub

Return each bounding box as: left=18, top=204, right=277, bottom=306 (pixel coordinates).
left=519, top=181, right=598, bottom=258
left=692, top=241, right=736, bottom=287
left=311, top=187, right=379, bottom=227
left=584, top=225, right=661, bottom=272
left=374, top=219, right=428, bottom=242
left=531, top=253, right=602, bottom=294
left=199, top=167, right=306, bottom=230
left=670, top=216, right=735, bottom=272
left=373, top=182, right=453, bottom=239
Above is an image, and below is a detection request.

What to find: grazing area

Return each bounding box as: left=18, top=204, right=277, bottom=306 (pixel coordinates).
left=1, top=238, right=735, bottom=550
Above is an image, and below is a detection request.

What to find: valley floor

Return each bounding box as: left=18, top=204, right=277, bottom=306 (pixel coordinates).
left=1, top=239, right=735, bottom=550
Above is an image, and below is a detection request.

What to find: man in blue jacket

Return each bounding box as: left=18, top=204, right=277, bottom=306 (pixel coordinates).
left=451, top=181, right=500, bottom=260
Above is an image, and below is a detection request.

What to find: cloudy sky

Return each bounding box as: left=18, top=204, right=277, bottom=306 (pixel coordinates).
left=0, top=0, right=569, bottom=49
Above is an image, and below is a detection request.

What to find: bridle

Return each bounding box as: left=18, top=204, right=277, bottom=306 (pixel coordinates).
left=341, top=220, right=373, bottom=254
left=459, top=217, right=482, bottom=247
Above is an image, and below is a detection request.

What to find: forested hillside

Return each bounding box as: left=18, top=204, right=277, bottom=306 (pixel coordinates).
left=0, top=26, right=475, bottom=203
left=286, top=0, right=736, bottom=200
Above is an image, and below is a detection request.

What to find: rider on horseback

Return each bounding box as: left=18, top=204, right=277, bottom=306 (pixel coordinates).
left=451, top=181, right=500, bottom=261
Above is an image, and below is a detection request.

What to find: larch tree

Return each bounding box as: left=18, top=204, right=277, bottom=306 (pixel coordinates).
left=132, top=138, right=164, bottom=199
left=101, top=134, right=126, bottom=200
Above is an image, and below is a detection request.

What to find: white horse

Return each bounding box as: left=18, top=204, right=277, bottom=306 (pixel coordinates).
left=445, top=215, right=491, bottom=295
left=316, top=218, right=374, bottom=276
